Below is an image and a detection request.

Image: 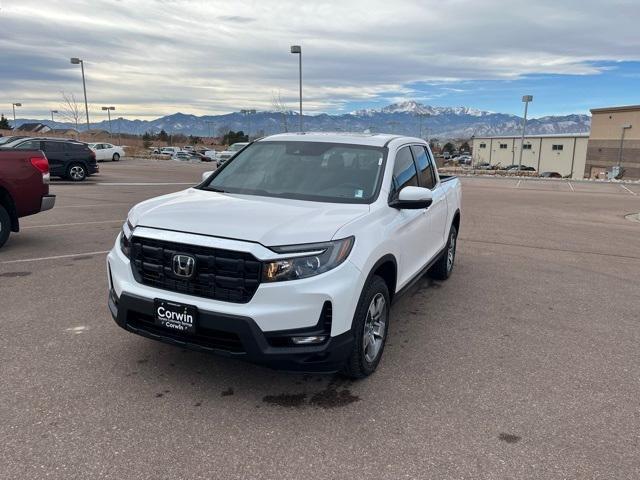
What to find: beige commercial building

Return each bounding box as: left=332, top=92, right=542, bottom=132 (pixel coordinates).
left=472, top=134, right=588, bottom=178
left=585, top=105, right=640, bottom=179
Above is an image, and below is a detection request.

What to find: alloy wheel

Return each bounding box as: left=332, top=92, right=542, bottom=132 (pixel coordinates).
left=363, top=292, right=387, bottom=363
left=447, top=231, right=456, bottom=272
left=69, top=166, right=85, bottom=181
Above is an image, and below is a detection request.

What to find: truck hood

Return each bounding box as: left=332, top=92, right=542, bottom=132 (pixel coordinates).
left=129, top=188, right=369, bottom=246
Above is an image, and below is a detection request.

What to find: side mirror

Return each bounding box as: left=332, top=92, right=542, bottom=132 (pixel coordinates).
left=389, top=186, right=433, bottom=210
left=201, top=171, right=214, bottom=182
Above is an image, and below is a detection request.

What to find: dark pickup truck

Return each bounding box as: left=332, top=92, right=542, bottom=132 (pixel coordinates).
left=0, top=149, right=56, bottom=248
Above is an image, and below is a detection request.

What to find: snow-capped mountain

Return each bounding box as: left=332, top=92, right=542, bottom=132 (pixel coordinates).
left=12, top=101, right=590, bottom=139
left=357, top=101, right=487, bottom=117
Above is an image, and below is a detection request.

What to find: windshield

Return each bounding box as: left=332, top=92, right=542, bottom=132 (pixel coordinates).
left=202, top=141, right=386, bottom=204
left=229, top=143, right=247, bottom=151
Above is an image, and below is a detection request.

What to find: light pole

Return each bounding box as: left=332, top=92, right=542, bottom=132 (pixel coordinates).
left=11, top=102, right=22, bottom=129
left=290, top=45, right=302, bottom=131
left=51, top=110, right=58, bottom=123
left=101, top=106, right=115, bottom=138
left=206, top=121, right=216, bottom=140
left=240, top=109, right=256, bottom=139
left=70, top=57, right=90, bottom=132
left=416, top=112, right=430, bottom=139
left=518, top=95, right=533, bottom=169
left=618, top=124, right=632, bottom=167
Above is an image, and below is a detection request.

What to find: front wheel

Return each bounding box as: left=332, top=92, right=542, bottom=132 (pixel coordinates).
left=429, top=225, right=458, bottom=280
left=342, top=275, right=390, bottom=379
left=67, top=163, right=87, bottom=182
left=112, top=153, right=120, bottom=162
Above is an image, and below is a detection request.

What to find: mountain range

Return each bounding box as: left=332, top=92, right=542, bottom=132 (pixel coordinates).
left=12, top=101, right=591, bottom=139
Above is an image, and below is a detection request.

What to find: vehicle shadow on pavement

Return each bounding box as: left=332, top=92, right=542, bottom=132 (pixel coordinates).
left=111, top=337, right=362, bottom=411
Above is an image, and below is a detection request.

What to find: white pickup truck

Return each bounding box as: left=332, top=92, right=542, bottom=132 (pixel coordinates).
left=107, top=133, right=462, bottom=378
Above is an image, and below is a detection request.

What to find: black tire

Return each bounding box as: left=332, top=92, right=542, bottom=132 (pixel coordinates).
left=342, top=275, right=390, bottom=379
left=0, top=205, right=11, bottom=249
left=67, top=163, right=87, bottom=182
left=429, top=225, right=458, bottom=280
left=112, top=153, right=120, bottom=162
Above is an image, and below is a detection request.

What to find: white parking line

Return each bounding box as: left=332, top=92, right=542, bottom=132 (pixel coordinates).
left=515, top=179, right=522, bottom=188
left=0, top=250, right=110, bottom=265
left=568, top=181, right=575, bottom=192
left=55, top=203, right=130, bottom=209
left=620, top=184, right=637, bottom=196
left=96, top=182, right=194, bottom=186
left=23, top=220, right=123, bottom=229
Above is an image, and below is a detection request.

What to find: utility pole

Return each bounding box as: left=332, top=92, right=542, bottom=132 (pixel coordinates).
left=518, top=95, right=533, bottom=170
left=240, top=109, right=256, bottom=139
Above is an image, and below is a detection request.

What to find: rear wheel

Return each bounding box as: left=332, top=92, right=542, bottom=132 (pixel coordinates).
left=112, top=153, right=120, bottom=162
left=0, top=205, right=11, bottom=249
left=67, top=163, right=87, bottom=182
left=429, top=225, right=457, bottom=280
left=342, top=275, right=390, bottom=379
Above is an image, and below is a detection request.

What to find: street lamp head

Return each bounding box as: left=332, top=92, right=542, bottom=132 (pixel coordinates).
left=70, top=57, right=81, bottom=64
left=290, top=45, right=301, bottom=54
left=13, top=102, right=22, bottom=107
left=522, top=95, right=533, bottom=102
left=51, top=110, right=58, bottom=113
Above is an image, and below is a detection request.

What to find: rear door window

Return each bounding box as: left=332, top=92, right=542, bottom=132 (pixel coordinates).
left=411, top=145, right=437, bottom=189
left=43, top=141, right=65, bottom=154
left=391, top=146, right=418, bottom=193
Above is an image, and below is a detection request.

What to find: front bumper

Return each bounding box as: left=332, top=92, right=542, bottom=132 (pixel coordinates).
left=108, top=291, right=354, bottom=372
left=106, top=230, right=366, bottom=372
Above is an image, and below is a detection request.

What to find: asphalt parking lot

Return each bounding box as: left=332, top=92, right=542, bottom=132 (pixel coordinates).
left=1, top=160, right=639, bottom=479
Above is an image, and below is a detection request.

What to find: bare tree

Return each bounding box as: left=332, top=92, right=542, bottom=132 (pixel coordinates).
left=59, top=92, right=82, bottom=131
left=271, top=91, right=289, bottom=133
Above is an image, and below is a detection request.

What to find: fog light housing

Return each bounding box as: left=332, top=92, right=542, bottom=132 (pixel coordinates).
left=291, top=335, right=327, bottom=345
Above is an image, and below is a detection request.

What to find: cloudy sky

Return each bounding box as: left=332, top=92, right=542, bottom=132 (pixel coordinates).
left=1, top=0, right=639, bottom=120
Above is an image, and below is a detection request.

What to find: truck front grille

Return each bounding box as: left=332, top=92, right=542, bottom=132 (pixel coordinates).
left=129, top=237, right=262, bottom=303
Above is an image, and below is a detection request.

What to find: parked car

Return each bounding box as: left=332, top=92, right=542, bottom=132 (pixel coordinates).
left=504, top=164, right=536, bottom=172
left=160, top=147, right=181, bottom=156
left=216, top=142, right=249, bottom=166
left=191, top=152, right=211, bottom=162
left=1, top=138, right=98, bottom=181
left=108, top=133, right=462, bottom=378
left=0, top=135, right=29, bottom=146
left=457, top=155, right=472, bottom=165
left=89, top=142, right=125, bottom=162
left=203, top=150, right=219, bottom=161
left=476, top=162, right=494, bottom=170
left=0, top=148, right=55, bottom=248
left=540, top=171, right=562, bottom=178
left=182, top=146, right=195, bottom=152
left=171, top=151, right=200, bottom=162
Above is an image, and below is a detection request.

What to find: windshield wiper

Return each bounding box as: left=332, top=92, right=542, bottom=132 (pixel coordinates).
left=207, top=187, right=227, bottom=193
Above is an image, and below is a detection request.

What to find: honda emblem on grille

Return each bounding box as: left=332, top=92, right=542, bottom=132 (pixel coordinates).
left=172, top=254, right=196, bottom=278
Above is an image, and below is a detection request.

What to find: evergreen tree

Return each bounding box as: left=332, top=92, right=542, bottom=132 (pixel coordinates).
left=0, top=114, right=11, bottom=130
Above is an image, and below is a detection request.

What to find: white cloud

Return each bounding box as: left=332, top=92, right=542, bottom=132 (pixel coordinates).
left=1, top=0, right=638, bottom=118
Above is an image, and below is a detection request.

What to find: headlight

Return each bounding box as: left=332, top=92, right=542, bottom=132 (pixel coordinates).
left=119, top=219, right=134, bottom=258
left=263, top=237, right=354, bottom=282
